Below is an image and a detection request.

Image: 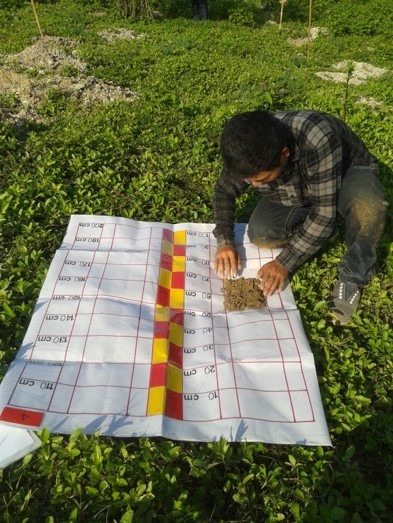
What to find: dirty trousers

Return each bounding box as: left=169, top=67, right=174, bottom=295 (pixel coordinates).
left=247, top=166, right=387, bottom=285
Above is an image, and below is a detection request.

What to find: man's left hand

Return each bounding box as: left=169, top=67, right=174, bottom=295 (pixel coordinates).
left=257, top=260, right=288, bottom=297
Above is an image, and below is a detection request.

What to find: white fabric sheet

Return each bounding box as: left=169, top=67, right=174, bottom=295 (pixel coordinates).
left=0, top=215, right=331, bottom=445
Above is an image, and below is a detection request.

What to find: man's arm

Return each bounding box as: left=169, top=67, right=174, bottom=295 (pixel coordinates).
left=276, top=132, right=342, bottom=272
left=213, top=165, right=247, bottom=277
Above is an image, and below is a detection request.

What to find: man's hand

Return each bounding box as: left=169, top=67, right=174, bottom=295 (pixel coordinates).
left=257, top=260, right=288, bottom=297
left=214, top=245, right=241, bottom=279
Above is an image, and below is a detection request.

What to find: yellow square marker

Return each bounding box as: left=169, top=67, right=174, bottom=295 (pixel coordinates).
left=155, top=306, right=170, bottom=322
left=153, top=338, right=169, bottom=363
left=170, top=289, right=185, bottom=309
left=159, top=268, right=172, bottom=289
left=167, top=364, right=183, bottom=393
left=174, top=230, right=186, bottom=245
left=169, top=322, right=184, bottom=347
left=161, top=240, right=173, bottom=256
left=147, top=386, right=166, bottom=415
left=172, top=256, right=186, bottom=272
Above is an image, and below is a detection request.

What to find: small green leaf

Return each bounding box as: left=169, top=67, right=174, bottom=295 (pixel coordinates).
left=331, top=506, right=346, bottom=520
left=120, top=509, right=134, bottom=523
left=288, top=454, right=297, bottom=466
left=86, top=486, right=99, bottom=497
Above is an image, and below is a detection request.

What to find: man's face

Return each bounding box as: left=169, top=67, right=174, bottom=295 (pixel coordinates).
left=245, top=148, right=289, bottom=187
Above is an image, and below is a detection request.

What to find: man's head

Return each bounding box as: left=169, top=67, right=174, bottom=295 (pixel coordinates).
left=220, top=111, right=292, bottom=182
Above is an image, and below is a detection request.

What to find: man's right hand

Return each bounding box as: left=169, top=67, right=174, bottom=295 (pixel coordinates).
left=214, top=245, right=242, bottom=279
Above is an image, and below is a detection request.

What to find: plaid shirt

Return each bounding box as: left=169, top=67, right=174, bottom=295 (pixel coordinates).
left=213, top=110, right=378, bottom=272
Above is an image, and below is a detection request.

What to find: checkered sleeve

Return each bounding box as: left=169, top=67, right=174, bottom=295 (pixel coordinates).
left=276, top=133, right=342, bottom=271
left=213, top=165, right=248, bottom=247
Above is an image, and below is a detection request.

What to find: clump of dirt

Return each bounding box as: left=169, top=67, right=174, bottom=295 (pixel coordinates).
left=0, top=36, right=138, bottom=125
left=8, top=36, right=87, bottom=73
left=223, top=278, right=267, bottom=312
left=0, top=67, right=138, bottom=124
left=98, top=28, right=143, bottom=42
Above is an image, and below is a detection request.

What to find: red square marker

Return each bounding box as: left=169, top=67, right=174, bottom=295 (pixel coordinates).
left=0, top=406, right=43, bottom=427
left=173, top=245, right=186, bottom=256
left=154, top=321, right=170, bottom=338
left=166, top=390, right=183, bottom=420
left=149, top=363, right=167, bottom=387
left=171, top=272, right=185, bottom=289
left=160, top=253, right=172, bottom=271
left=170, top=310, right=184, bottom=325
left=169, top=342, right=183, bottom=368
left=162, top=229, right=173, bottom=242
left=156, top=285, right=170, bottom=307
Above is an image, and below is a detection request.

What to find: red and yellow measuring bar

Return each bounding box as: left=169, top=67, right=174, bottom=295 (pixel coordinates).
left=147, top=229, right=186, bottom=419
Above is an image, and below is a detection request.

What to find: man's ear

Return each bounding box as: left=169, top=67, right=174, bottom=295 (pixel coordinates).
left=281, top=147, right=290, bottom=159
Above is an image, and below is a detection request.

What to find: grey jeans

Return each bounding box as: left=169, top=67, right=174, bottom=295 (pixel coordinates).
left=247, top=166, right=388, bottom=286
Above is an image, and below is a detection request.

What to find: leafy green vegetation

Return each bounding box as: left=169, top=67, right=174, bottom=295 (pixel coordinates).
left=0, top=0, right=392, bottom=521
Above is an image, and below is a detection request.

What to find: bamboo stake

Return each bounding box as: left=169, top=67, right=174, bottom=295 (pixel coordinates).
left=31, top=0, right=44, bottom=38
left=307, top=0, right=312, bottom=62
left=278, top=0, right=286, bottom=31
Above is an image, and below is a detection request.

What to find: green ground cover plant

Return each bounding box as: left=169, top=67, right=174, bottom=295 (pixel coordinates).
left=0, top=0, right=392, bottom=521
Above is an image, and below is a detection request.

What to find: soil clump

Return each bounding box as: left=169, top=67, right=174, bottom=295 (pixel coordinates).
left=9, top=36, right=87, bottom=73
left=0, top=36, right=138, bottom=126
left=223, top=278, right=267, bottom=312
left=98, top=28, right=143, bottom=42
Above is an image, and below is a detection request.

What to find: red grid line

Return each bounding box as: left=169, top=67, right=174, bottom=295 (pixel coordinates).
left=5, top=400, right=313, bottom=422
left=258, top=246, right=296, bottom=422
left=181, top=415, right=313, bottom=423
left=209, top=234, right=222, bottom=419
left=284, top=309, right=315, bottom=422
left=10, top=379, right=307, bottom=395
left=126, top=226, right=152, bottom=415
left=18, top=358, right=302, bottom=370
left=269, top=262, right=315, bottom=422
left=224, top=309, right=241, bottom=419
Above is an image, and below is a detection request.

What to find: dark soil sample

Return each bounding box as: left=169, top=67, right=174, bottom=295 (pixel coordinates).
left=223, top=277, right=267, bottom=312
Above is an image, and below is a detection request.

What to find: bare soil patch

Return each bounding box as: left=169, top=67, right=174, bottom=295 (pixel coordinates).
left=0, top=36, right=138, bottom=126
left=287, top=26, right=328, bottom=47
left=223, top=278, right=267, bottom=312
left=98, top=28, right=143, bottom=42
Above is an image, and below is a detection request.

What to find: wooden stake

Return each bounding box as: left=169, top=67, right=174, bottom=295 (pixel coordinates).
left=31, top=0, right=44, bottom=38
left=307, top=0, right=312, bottom=62
left=279, top=0, right=286, bottom=31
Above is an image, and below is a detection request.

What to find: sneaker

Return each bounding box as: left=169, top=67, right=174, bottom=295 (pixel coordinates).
left=329, top=280, right=362, bottom=325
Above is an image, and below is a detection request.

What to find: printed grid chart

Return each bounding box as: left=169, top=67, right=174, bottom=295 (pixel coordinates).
left=0, top=215, right=331, bottom=445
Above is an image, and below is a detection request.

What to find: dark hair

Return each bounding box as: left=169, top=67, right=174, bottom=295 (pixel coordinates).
left=220, top=111, right=292, bottom=178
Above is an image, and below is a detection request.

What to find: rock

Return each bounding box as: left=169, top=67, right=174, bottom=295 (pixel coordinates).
left=287, top=26, right=328, bottom=47
left=316, top=61, right=388, bottom=85
left=356, top=96, right=383, bottom=109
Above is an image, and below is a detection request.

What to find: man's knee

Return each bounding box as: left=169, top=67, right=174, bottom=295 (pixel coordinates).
left=247, top=218, right=288, bottom=248
left=344, top=197, right=388, bottom=237
left=339, top=166, right=388, bottom=234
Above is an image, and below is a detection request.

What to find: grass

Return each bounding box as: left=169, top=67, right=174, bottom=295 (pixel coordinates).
left=0, top=0, right=392, bottom=521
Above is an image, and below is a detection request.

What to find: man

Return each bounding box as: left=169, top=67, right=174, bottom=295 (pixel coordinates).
left=213, top=110, right=387, bottom=325
left=191, top=0, right=208, bottom=20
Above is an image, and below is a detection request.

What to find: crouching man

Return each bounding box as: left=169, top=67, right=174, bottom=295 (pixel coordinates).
left=213, top=110, right=387, bottom=325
